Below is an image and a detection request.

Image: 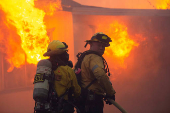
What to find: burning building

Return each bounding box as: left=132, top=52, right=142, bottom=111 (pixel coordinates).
left=0, top=0, right=170, bottom=113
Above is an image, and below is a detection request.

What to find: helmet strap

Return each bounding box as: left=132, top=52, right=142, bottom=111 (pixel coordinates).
left=84, top=42, right=88, bottom=48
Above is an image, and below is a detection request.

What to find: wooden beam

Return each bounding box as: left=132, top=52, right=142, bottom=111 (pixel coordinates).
left=72, top=7, right=170, bottom=16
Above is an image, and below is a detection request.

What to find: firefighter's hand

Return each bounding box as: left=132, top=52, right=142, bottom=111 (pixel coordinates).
left=104, top=94, right=115, bottom=105
left=111, top=94, right=115, bottom=101
left=105, top=100, right=112, bottom=105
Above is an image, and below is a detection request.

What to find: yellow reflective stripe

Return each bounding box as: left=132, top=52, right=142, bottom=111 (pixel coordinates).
left=34, top=73, right=44, bottom=83
left=102, top=36, right=107, bottom=39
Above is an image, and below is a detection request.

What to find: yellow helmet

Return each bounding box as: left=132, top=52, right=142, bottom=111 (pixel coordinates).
left=43, top=40, right=68, bottom=56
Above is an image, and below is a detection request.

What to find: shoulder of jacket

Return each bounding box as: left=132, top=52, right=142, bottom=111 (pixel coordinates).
left=84, top=53, right=101, bottom=59
left=66, top=65, right=73, bottom=70
left=55, top=66, right=72, bottom=75
left=59, top=65, right=74, bottom=72
left=82, top=54, right=102, bottom=65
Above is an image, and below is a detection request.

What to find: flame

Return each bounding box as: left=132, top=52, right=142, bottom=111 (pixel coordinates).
left=96, top=21, right=139, bottom=68
left=0, top=26, right=25, bottom=72
left=35, top=0, right=62, bottom=16
left=156, top=0, right=170, bottom=9
left=0, top=0, right=51, bottom=71
left=6, top=37, right=26, bottom=72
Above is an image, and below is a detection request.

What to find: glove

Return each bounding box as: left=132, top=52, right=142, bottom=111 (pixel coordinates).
left=110, top=94, right=115, bottom=101
left=105, top=100, right=112, bottom=105
left=104, top=94, right=115, bottom=105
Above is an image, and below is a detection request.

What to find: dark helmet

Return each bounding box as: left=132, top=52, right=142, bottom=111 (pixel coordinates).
left=84, top=32, right=112, bottom=48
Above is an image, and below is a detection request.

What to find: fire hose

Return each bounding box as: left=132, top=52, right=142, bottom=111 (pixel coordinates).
left=107, top=98, right=128, bottom=113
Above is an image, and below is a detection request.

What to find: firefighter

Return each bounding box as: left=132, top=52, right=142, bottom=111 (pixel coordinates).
left=34, top=40, right=81, bottom=113
left=75, top=32, right=116, bottom=113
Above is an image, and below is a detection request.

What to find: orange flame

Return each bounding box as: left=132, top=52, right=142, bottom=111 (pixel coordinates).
left=156, top=0, right=170, bottom=9
left=0, top=26, right=26, bottom=72
left=35, top=0, right=62, bottom=16
left=96, top=21, right=139, bottom=68
left=0, top=0, right=53, bottom=71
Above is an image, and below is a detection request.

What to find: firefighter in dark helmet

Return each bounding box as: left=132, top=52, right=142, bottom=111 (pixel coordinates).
left=75, top=32, right=116, bottom=113
left=33, top=40, right=81, bottom=113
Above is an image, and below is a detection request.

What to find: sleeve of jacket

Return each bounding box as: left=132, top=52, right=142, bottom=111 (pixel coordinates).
left=89, top=54, right=116, bottom=96
left=69, top=68, right=81, bottom=98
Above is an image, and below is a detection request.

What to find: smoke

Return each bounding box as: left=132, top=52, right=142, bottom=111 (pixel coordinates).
left=75, top=0, right=170, bottom=9
left=35, top=0, right=62, bottom=15
left=0, top=1, right=170, bottom=113
left=0, top=90, right=35, bottom=113
left=104, top=16, right=170, bottom=113
left=73, top=14, right=170, bottom=113
left=74, top=0, right=156, bottom=9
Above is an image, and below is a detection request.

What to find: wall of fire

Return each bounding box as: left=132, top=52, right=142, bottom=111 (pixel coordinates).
left=0, top=11, right=74, bottom=91
left=0, top=9, right=170, bottom=113
left=0, top=10, right=74, bottom=113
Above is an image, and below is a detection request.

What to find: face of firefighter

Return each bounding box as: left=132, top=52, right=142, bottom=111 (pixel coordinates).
left=90, top=41, right=106, bottom=55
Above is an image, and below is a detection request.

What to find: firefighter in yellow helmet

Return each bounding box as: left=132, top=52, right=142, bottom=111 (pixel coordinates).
left=34, top=40, right=81, bottom=113
left=75, top=32, right=116, bottom=113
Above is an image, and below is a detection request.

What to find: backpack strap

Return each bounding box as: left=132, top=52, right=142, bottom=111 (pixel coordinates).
left=75, top=50, right=102, bottom=69
left=75, top=50, right=110, bottom=89
left=84, top=78, right=97, bottom=89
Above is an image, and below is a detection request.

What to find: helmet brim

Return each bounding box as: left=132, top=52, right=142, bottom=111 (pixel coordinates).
left=85, top=40, right=110, bottom=47
left=43, top=48, right=68, bottom=56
